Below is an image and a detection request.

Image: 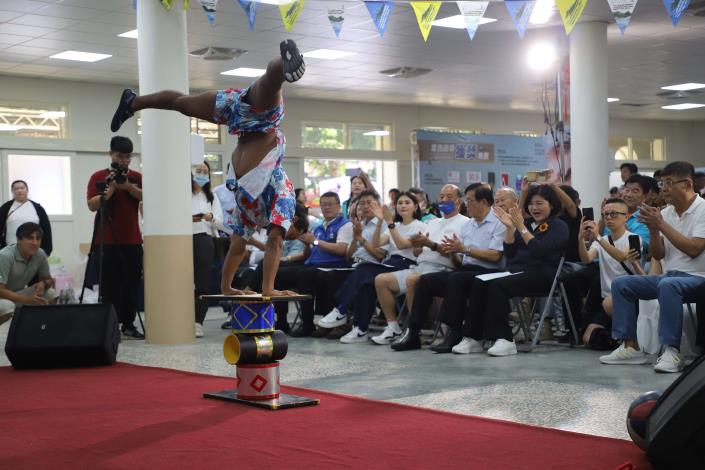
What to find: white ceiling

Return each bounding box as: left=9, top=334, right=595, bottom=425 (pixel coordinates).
left=1, top=0, right=705, bottom=120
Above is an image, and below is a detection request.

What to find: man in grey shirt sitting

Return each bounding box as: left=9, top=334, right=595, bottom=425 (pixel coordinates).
left=0, top=222, right=57, bottom=318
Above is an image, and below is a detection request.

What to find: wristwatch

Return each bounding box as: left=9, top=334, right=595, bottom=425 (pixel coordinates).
left=520, top=228, right=529, bottom=235
left=388, top=223, right=396, bottom=230
left=312, top=239, right=320, bottom=247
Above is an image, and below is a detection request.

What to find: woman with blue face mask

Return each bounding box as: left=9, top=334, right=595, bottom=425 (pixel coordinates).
left=191, top=162, right=225, bottom=338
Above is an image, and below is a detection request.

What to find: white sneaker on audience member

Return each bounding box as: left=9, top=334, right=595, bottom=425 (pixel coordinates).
left=318, top=307, right=347, bottom=328
left=195, top=323, right=204, bottom=338
left=452, top=337, right=484, bottom=354
left=371, top=325, right=402, bottom=345
left=340, top=326, right=368, bottom=344
left=599, top=343, right=647, bottom=365
left=654, top=346, right=683, bottom=373
left=487, top=339, right=517, bottom=357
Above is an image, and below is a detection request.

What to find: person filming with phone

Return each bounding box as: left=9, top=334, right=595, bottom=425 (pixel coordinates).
left=578, top=198, right=642, bottom=350
left=86, top=136, right=144, bottom=340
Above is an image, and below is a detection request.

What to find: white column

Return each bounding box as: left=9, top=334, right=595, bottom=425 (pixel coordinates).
left=569, top=21, right=610, bottom=211
left=137, top=1, right=194, bottom=344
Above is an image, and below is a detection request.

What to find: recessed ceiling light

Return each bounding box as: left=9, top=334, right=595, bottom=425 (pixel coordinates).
left=530, top=0, right=555, bottom=24
left=0, top=124, right=24, bottom=131
left=118, top=29, right=138, bottom=39
left=363, top=130, right=390, bottom=136
left=661, top=103, right=705, bottom=110
left=304, top=49, right=357, bottom=60
left=259, top=0, right=280, bottom=4
left=50, top=51, right=112, bottom=62
left=39, top=111, right=66, bottom=118
left=607, top=98, right=620, bottom=103
left=431, top=15, right=497, bottom=29
left=221, top=67, right=266, bottom=77
left=660, top=83, right=705, bottom=91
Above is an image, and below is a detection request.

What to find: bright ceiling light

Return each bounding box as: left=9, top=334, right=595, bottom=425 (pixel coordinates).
left=259, top=0, right=280, bottom=4
left=363, top=130, right=390, bottom=136
left=530, top=0, right=555, bottom=24
left=0, top=124, right=24, bottom=131
left=431, top=15, right=497, bottom=29
left=661, top=103, right=705, bottom=110
left=304, top=49, right=357, bottom=60
left=50, top=51, right=112, bottom=62
left=39, top=111, right=66, bottom=118
left=221, top=67, right=266, bottom=77
left=526, top=42, right=556, bottom=71
left=118, top=29, right=138, bottom=39
left=607, top=98, right=620, bottom=103
left=660, top=83, right=705, bottom=91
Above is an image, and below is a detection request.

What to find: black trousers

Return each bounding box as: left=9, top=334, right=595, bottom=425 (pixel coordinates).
left=409, top=265, right=495, bottom=332
left=101, top=244, right=143, bottom=329
left=561, top=263, right=600, bottom=332
left=464, top=269, right=555, bottom=341
left=193, top=233, right=215, bottom=324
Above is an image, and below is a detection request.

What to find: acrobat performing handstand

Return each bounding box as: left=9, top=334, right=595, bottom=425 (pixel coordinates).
left=110, top=39, right=306, bottom=297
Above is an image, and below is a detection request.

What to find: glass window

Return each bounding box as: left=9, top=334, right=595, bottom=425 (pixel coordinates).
left=302, top=121, right=393, bottom=151
left=137, top=116, right=222, bottom=144
left=0, top=105, right=67, bottom=138
left=302, top=122, right=345, bottom=149
left=611, top=137, right=665, bottom=161
left=348, top=123, right=393, bottom=151
left=205, top=153, right=224, bottom=186
left=7, top=154, right=72, bottom=215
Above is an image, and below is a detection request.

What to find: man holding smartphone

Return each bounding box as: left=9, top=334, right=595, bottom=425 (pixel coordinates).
left=578, top=198, right=640, bottom=348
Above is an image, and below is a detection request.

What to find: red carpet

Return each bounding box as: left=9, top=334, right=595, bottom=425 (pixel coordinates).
left=0, top=363, right=649, bottom=469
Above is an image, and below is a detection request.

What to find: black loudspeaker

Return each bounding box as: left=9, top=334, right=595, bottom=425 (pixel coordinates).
left=646, top=354, right=705, bottom=469
left=4, top=304, right=120, bottom=369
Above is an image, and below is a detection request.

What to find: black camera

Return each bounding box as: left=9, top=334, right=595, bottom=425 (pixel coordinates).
left=107, top=162, right=128, bottom=185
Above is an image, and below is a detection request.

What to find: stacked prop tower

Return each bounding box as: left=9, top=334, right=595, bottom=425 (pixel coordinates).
left=202, top=295, right=319, bottom=410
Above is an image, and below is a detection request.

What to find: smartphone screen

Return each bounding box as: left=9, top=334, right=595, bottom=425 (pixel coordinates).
left=628, top=235, right=641, bottom=258
left=583, top=207, right=594, bottom=221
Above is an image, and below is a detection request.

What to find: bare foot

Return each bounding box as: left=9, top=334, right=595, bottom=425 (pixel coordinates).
left=221, top=286, right=251, bottom=296
left=262, top=289, right=298, bottom=297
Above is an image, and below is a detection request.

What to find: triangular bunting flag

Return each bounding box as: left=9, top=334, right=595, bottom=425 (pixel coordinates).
left=607, top=0, right=638, bottom=34
left=364, top=1, right=394, bottom=37
left=327, top=2, right=345, bottom=37
left=456, top=1, right=489, bottom=41
left=411, top=2, right=441, bottom=42
left=504, top=1, right=536, bottom=39
left=160, top=0, right=174, bottom=10
left=555, top=0, right=588, bottom=35
left=238, top=0, right=260, bottom=31
left=279, top=0, right=305, bottom=32
left=199, top=0, right=218, bottom=25
left=662, top=0, right=691, bottom=26
left=183, top=0, right=190, bottom=10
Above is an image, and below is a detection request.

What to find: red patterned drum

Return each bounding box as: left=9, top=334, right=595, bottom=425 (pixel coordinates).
left=235, top=362, right=280, bottom=400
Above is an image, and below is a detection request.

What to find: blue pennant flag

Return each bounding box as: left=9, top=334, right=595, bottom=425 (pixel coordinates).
left=364, top=1, right=394, bottom=37
left=504, top=1, right=535, bottom=39
left=199, top=0, right=219, bottom=25
left=238, top=0, right=261, bottom=31
left=662, top=0, right=691, bottom=26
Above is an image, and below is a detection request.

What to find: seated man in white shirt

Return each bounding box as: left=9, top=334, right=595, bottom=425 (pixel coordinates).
left=601, top=162, right=705, bottom=373
left=374, top=184, right=469, bottom=348
left=578, top=198, right=641, bottom=349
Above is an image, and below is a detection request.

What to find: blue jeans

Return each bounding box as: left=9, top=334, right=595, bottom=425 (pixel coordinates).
left=611, top=271, right=705, bottom=348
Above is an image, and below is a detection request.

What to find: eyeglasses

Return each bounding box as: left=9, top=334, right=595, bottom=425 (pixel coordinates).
left=602, top=211, right=627, bottom=219
left=657, top=178, right=689, bottom=189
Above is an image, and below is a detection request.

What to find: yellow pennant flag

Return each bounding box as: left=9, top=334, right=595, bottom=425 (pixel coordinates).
left=279, top=0, right=306, bottom=32
left=555, top=0, right=587, bottom=35
left=160, top=0, right=174, bottom=10
left=411, top=2, right=441, bottom=42
left=183, top=0, right=189, bottom=10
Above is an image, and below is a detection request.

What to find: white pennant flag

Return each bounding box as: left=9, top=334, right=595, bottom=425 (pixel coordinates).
left=607, top=0, right=638, bottom=34
left=327, top=2, right=345, bottom=37
left=456, top=1, right=489, bottom=41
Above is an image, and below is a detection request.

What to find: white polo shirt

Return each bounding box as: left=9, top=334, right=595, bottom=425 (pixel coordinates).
left=661, top=195, right=705, bottom=277
left=416, top=213, right=469, bottom=268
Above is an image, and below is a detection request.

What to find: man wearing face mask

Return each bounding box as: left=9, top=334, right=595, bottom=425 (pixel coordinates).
left=87, top=136, right=144, bottom=339
left=375, top=185, right=468, bottom=349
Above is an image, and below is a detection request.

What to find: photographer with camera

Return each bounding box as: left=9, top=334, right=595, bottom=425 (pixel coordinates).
left=86, top=136, right=144, bottom=339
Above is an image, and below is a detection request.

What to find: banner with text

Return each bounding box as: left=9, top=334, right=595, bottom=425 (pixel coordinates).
left=607, top=0, right=638, bottom=34
left=663, top=0, right=692, bottom=26
left=279, top=0, right=305, bottom=32
left=411, top=2, right=441, bottom=42
left=556, top=0, right=587, bottom=35
left=239, top=0, right=260, bottom=30
left=504, top=0, right=536, bottom=38
left=365, top=1, right=395, bottom=37
left=457, top=1, right=489, bottom=41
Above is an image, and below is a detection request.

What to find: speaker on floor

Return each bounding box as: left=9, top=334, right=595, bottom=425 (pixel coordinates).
left=4, top=304, right=120, bottom=369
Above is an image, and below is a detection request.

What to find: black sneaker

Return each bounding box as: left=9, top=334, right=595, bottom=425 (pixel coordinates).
left=221, top=318, right=233, bottom=329
left=121, top=326, right=145, bottom=340
left=280, top=39, right=305, bottom=83
left=110, top=88, right=136, bottom=132
left=326, top=324, right=351, bottom=340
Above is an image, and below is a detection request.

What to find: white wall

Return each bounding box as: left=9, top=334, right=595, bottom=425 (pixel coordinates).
left=1, top=76, right=704, bottom=282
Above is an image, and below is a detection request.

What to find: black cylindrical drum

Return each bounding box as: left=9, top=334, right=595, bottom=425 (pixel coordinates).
left=223, top=331, right=288, bottom=365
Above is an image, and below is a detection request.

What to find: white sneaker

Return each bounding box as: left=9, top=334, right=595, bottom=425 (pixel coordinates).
left=371, top=325, right=402, bottom=345
left=599, top=343, right=647, bottom=365
left=318, top=307, right=347, bottom=328
left=340, top=326, right=368, bottom=344
left=654, top=346, right=683, bottom=373
left=195, top=322, right=204, bottom=338
left=487, top=338, right=517, bottom=357
left=452, top=337, right=484, bottom=354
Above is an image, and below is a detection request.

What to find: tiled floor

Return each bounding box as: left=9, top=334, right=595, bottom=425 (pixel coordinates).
left=0, top=307, right=679, bottom=440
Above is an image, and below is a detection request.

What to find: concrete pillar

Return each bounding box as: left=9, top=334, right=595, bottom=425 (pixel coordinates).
left=137, top=0, right=194, bottom=343
left=569, top=21, right=610, bottom=211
